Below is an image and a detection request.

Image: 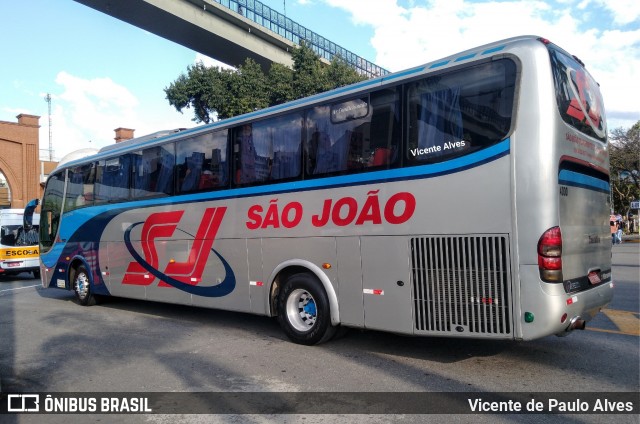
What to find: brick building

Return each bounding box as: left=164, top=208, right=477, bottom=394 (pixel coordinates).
left=0, top=116, right=135, bottom=209
left=0, top=114, right=47, bottom=209
left=0, top=113, right=134, bottom=209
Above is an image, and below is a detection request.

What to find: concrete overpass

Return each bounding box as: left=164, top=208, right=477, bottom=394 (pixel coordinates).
left=73, top=0, right=388, bottom=77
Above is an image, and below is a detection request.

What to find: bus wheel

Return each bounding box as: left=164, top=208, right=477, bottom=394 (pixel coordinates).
left=277, top=273, right=336, bottom=345
left=73, top=265, right=96, bottom=306
left=32, top=270, right=40, bottom=279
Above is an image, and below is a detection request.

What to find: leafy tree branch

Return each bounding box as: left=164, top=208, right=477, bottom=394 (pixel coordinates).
left=165, top=43, right=366, bottom=123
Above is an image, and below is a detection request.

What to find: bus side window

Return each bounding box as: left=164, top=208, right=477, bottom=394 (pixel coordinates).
left=306, top=105, right=353, bottom=176
left=95, top=155, right=131, bottom=203
left=132, top=144, right=175, bottom=198
left=233, top=124, right=256, bottom=185
left=305, top=87, right=400, bottom=177
left=233, top=113, right=302, bottom=186
left=64, top=163, right=95, bottom=212
left=156, top=144, right=175, bottom=196
left=368, top=87, right=401, bottom=169
left=180, top=152, right=204, bottom=192
left=406, top=59, right=516, bottom=165
left=269, top=114, right=302, bottom=181
left=177, top=130, right=228, bottom=194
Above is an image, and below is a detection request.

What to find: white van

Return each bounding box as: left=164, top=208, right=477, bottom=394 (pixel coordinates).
left=0, top=209, right=40, bottom=278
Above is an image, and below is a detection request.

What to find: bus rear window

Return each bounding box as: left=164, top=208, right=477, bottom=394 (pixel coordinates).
left=548, top=46, right=606, bottom=142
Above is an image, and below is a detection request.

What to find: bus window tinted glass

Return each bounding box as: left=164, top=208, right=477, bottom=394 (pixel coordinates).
left=407, top=59, right=516, bottom=164
left=548, top=47, right=606, bottom=142
left=177, top=131, right=228, bottom=193
left=40, top=171, right=65, bottom=252
left=95, top=155, right=131, bottom=203
left=65, top=163, right=95, bottom=212
left=233, top=113, right=302, bottom=185
left=132, top=144, right=175, bottom=198
left=306, top=87, right=401, bottom=177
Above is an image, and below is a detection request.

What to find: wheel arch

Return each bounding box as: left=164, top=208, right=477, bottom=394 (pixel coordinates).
left=67, top=256, right=93, bottom=291
left=266, top=259, right=340, bottom=326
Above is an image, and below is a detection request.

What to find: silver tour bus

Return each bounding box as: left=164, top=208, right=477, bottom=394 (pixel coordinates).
left=34, top=36, right=612, bottom=345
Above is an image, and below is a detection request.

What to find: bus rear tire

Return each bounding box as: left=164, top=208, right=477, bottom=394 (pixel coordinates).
left=32, top=270, right=40, bottom=279
left=73, top=265, right=96, bottom=306
left=277, top=272, right=336, bottom=345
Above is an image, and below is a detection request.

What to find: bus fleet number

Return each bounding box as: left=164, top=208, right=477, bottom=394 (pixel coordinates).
left=560, top=186, right=569, bottom=197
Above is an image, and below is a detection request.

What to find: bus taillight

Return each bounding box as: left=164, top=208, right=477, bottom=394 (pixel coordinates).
left=538, top=226, right=563, bottom=282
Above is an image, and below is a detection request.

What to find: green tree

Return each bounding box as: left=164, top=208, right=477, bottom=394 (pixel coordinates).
left=324, top=56, right=367, bottom=90
left=164, top=59, right=269, bottom=123
left=267, top=62, right=294, bottom=106
left=165, top=43, right=366, bottom=123
left=290, top=42, right=327, bottom=99
left=224, top=58, right=270, bottom=119
left=609, top=121, right=640, bottom=216
left=163, top=62, right=224, bottom=124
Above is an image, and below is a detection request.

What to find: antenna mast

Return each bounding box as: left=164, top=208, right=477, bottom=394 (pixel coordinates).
left=44, top=93, right=53, bottom=161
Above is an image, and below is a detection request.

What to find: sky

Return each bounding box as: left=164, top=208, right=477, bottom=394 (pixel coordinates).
left=1, top=0, right=639, bottom=162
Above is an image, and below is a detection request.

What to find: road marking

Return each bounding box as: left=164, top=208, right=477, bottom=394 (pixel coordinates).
left=0, top=284, right=40, bottom=294
left=586, top=309, right=640, bottom=336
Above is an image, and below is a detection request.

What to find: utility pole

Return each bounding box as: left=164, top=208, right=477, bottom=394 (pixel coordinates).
left=44, top=93, right=53, bottom=161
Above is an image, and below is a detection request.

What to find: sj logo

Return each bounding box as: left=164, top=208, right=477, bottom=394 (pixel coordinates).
left=122, top=207, right=235, bottom=297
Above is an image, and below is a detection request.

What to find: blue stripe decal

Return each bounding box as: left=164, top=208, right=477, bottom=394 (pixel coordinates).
left=52, top=139, right=511, bottom=241
left=482, top=45, right=506, bottom=55
left=455, top=53, right=476, bottom=62
left=381, top=66, right=426, bottom=82
left=429, top=60, right=451, bottom=69
left=559, top=170, right=610, bottom=193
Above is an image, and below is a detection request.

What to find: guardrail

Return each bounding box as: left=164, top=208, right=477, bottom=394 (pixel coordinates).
left=211, top=0, right=389, bottom=78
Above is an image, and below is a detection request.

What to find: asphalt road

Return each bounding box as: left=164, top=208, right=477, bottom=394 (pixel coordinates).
left=1, top=241, right=638, bottom=423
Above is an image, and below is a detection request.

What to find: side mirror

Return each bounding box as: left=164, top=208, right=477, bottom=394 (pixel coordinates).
left=24, top=198, right=39, bottom=230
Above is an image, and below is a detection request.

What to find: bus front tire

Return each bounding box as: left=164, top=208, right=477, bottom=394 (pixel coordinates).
left=277, top=272, right=336, bottom=345
left=73, top=265, right=96, bottom=306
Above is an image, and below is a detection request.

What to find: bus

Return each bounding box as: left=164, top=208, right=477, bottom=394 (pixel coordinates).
left=33, top=36, right=613, bottom=345
left=0, top=207, right=40, bottom=278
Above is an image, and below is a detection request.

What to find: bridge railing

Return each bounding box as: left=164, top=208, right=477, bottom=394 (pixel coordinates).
left=211, top=0, right=389, bottom=78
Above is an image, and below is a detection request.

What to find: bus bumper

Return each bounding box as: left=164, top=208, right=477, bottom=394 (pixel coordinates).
left=553, top=281, right=614, bottom=336
left=519, top=266, right=614, bottom=340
